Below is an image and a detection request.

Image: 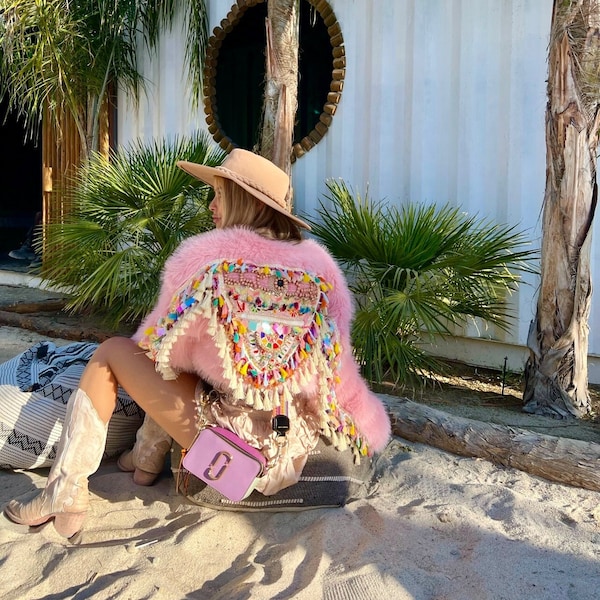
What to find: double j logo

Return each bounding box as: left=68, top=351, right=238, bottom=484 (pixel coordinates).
left=204, top=451, right=233, bottom=480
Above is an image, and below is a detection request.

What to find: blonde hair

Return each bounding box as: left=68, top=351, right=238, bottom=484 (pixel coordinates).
left=215, top=177, right=302, bottom=241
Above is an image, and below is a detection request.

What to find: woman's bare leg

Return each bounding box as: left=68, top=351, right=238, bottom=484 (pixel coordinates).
left=4, top=336, right=199, bottom=537
left=78, top=337, right=199, bottom=448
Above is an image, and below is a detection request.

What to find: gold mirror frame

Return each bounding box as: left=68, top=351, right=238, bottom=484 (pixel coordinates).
left=203, top=0, right=345, bottom=162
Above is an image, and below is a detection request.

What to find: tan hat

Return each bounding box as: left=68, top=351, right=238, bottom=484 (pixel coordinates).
left=177, top=149, right=310, bottom=230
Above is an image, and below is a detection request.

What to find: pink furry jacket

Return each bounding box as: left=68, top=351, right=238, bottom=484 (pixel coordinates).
left=133, top=227, right=391, bottom=456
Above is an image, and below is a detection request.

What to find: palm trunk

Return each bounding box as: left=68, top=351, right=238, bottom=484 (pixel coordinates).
left=259, top=0, right=300, bottom=208
left=523, top=1, right=600, bottom=418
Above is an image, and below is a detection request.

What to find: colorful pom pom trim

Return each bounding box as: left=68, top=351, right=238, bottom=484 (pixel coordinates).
left=138, top=259, right=371, bottom=459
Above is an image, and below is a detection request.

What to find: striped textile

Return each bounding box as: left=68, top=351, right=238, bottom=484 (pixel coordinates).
left=0, top=341, right=144, bottom=469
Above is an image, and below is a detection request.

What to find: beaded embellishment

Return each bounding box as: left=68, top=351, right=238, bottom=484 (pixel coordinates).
left=138, top=259, right=371, bottom=459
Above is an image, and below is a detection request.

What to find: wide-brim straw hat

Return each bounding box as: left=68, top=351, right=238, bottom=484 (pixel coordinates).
left=177, top=149, right=311, bottom=230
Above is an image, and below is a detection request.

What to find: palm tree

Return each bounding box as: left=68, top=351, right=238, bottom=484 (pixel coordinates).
left=523, top=0, right=600, bottom=418
left=310, top=181, right=537, bottom=387
left=42, top=132, right=225, bottom=326
left=259, top=0, right=299, bottom=185
left=0, top=0, right=208, bottom=159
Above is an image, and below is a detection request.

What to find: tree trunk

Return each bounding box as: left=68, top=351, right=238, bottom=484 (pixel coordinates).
left=259, top=0, right=299, bottom=208
left=523, top=1, right=600, bottom=418
left=386, top=398, right=600, bottom=492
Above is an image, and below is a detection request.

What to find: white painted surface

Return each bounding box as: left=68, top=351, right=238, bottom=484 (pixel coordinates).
left=116, top=1, right=600, bottom=380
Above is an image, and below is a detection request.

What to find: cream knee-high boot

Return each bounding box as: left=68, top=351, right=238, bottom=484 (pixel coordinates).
left=4, top=388, right=108, bottom=538
left=117, top=415, right=172, bottom=486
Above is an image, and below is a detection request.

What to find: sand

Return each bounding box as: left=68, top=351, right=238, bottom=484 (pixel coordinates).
left=1, top=326, right=599, bottom=599
left=1, top=437, right=599, bottom=599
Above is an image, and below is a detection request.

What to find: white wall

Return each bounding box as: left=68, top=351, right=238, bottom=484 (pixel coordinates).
left=118, top=1, right=600, bottom=381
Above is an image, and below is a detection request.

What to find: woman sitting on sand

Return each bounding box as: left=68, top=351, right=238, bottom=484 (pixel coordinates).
left=4, top=149, right=391, bottom=538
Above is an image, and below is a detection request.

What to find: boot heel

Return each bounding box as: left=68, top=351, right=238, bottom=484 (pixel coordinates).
left=117, top=450, right=135, bottom=472
left=53, top=512, right=86, bottom=538
left=133, top=468, right=160, bottom=486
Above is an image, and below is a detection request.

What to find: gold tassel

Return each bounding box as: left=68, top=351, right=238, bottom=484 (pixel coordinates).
left=282, top=384, right=293, bottom=404
left=245, top=386, right=254, bottom=407
left=234, top=381, right=245, bottom=401
left=290, top=377, right=301, bottom=395
left=207, top=310, right=218, bottom=336
left=223, top=356, right=234, bottom=382
left=333, top=431, right=344, bottom=450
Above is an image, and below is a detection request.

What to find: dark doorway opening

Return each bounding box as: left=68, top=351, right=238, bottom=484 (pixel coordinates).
left=0, top=96, right=42, bottom=269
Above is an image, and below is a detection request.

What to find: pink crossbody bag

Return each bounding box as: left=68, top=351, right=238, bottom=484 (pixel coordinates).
left=182, top=426, right=267, bottom=501
left=178, top=388, right=290, bottom=501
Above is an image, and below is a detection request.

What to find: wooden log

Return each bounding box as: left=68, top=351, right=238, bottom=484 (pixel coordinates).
left=0, top=310, right=120, bottom=343
left=220, top=18, right=234, bottom=33
left=0, top=300, right=67, bottom=314
left=226, top=6, right=241, bottom=21
left=330, top=33, right=344, bottom=47
left=327, top=23, right=342, bottom=38
left=212, top=27, right=226, bottom=41
left=326, top=91, right=341, bottom=105
left=385, top=397, right=600, bottom=492
left=314, top=121, right=328, bottom=136
left=300, top=136, right=315, bottom=152
left=332, top=46, right=345, bottom=59
left=323, top=102, right=337, bottom=115
left=314, top=1, right=333, bottom=20
left=323, top=14, right=337, bottom=28
left=219, top=139, right=234, bottom=152
left=333, top=56, right=346, bottom=69
left=320, top=112, right=333, bottom=126
left=308, top=129, right=323, bottom=144
left=292, top=143, right=305, bottom=158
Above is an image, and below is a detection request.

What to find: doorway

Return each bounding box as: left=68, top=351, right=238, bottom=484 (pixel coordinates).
left=0, top=97, right=42, bottom=270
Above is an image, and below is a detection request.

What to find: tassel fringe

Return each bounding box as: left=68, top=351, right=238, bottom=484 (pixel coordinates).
left=137, top=259, right=372, bottom=458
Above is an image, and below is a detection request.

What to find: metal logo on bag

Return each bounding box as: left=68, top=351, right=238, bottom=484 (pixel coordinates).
left=204, top=451, right=233, bottom=480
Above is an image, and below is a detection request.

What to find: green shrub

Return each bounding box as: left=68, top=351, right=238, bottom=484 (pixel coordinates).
left=309, top=180, right=538, bottom=388
left=40, top=132, right=225, bottom=326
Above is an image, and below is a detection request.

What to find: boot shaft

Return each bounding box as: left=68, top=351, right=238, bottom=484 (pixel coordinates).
left=46, top=387, right=108, bottom=513
left=4, top=388, right=109, bottom=537
left=132, top=415, right=173, bottom=474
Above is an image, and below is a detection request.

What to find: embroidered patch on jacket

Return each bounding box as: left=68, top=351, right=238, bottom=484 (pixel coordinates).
left=138, top=260, right=370, bottom=459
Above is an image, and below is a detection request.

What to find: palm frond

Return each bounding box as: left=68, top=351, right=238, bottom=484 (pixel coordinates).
left=41, top=131, right=226, bottom=326
left=0, top=1, right=208, bottom=149
left=309, top=181, right=539, bottom=386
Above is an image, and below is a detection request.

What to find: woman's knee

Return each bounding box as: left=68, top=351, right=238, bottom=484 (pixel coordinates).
left=92, top=336, right=136, bottom=363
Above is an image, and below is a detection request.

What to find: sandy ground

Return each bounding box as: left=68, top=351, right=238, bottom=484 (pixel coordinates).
left=1, top=325, right=600, bottom=599
left=1, top=438, right=599, bottom=599
left=0, top=325, right=72, bottom=363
